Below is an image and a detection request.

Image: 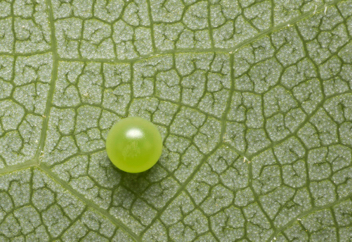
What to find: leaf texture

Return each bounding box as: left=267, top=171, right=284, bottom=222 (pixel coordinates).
left=0, top=0, right=352, bottom=241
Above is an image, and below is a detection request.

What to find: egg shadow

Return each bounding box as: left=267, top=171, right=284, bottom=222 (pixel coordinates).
left=109, top=157, right=160, bottom=195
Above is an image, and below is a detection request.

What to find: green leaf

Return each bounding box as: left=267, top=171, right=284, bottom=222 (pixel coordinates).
left=0, top=0, right=351, bottom=241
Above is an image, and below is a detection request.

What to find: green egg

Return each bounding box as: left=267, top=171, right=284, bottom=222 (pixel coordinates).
left=106, top=117, right=163, bottom=173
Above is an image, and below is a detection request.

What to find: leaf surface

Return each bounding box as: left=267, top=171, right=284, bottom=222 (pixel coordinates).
left=0, top=0, right=352, bottom=241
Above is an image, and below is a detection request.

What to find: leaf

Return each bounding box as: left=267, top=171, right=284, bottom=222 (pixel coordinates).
left=0, top=0, right=351, bottom=241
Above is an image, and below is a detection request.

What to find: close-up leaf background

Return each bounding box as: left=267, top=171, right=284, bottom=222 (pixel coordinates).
left=0, top=0, right=352, bottom=241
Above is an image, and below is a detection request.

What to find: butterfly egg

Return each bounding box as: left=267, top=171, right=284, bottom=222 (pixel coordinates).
left=106, top=117, right=162, bottom=173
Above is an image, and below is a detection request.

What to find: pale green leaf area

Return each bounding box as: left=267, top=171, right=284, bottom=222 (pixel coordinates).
left=0, top=0, right=352, bottom=241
